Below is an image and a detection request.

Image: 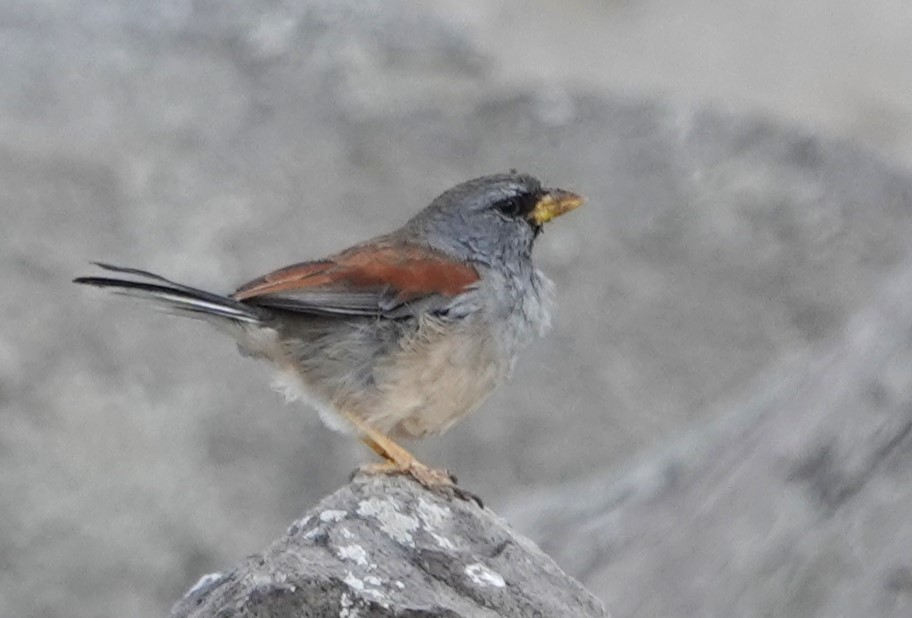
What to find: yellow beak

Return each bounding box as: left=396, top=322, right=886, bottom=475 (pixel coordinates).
left=530, top=189, right=585, bottom=226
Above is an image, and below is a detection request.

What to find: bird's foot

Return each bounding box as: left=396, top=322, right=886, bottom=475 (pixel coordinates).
left=356, top=460, right=483, bottom=507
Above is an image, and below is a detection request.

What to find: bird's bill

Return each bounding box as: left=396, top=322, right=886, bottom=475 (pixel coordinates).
left=529, top=189, right=585, bottom=225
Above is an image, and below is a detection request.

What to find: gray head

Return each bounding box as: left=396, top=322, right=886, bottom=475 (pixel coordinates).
left=400, top=172, right=583, bottom=268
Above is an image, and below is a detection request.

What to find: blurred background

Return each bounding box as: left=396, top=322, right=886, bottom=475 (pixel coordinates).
left=3, top=1, right=912, bottom=616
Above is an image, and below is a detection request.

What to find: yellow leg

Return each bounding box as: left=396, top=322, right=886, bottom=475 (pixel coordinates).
left=342, top=412, right=482, bottom=506
left=350, top=417, right=420, bottom=469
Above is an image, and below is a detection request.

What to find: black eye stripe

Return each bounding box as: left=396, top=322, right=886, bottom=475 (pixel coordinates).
left=494, top=192, right=538, bottom=218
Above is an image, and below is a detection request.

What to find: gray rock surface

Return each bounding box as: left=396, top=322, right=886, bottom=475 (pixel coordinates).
left=169, top=475, right=607, bottom=618
left=5, top=1, right=912, bottom=617
left=506, top=256, right=912, bottom=616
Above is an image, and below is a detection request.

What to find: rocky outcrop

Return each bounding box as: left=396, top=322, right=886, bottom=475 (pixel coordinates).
left=507, top=257, right=912, bottom=617
left=170, top=475, right=607, bottom=617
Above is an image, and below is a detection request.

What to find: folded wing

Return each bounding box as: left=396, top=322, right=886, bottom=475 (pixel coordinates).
left=232, top=242, right=479, bottom=318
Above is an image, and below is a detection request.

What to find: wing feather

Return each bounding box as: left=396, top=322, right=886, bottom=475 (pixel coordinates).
left=232, top=242, right=478, bottom=317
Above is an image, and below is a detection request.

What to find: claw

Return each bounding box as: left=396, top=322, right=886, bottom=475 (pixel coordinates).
left=341, top=411, right=483, bottom=507
left=356, top=461, right=483, bottom=507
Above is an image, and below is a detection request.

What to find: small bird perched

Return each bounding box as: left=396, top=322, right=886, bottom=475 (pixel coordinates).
left=75, top=172, right=583, bottom=500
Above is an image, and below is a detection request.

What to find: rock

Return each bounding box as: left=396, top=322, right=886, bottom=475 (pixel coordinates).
left=505, top=256, right=912, bottom=617
left=169, top=475, right=607, bottom=618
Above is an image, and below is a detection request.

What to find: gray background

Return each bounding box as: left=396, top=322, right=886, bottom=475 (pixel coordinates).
left=3, top=1, right=912, bottom=616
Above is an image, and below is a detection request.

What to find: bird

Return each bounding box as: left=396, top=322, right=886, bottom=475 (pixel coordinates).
left=74, top=172, right=583, bottom=501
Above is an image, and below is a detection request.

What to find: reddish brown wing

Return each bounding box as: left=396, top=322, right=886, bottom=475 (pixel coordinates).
left=232, top=242, right=479, bottom=317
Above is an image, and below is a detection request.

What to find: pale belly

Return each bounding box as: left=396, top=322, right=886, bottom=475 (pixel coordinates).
left=256, top=315, right=513, bottom=440
left=241, top=269, right=551, bottom=441
left=365, top=319, right=512, bottom=438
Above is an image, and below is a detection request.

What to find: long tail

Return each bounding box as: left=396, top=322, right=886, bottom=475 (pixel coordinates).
left=74, top=263, right=262, bottom=324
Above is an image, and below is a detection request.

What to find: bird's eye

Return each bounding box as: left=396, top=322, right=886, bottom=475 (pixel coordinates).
left=494, top=193, right=534, bottom=218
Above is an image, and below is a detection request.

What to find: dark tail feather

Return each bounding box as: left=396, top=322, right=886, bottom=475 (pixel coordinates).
left=74, top=263, right=261, bottom=324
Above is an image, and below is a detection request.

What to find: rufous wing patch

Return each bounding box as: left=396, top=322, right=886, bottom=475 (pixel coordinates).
left=232, top=243, right=479, bottom=305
